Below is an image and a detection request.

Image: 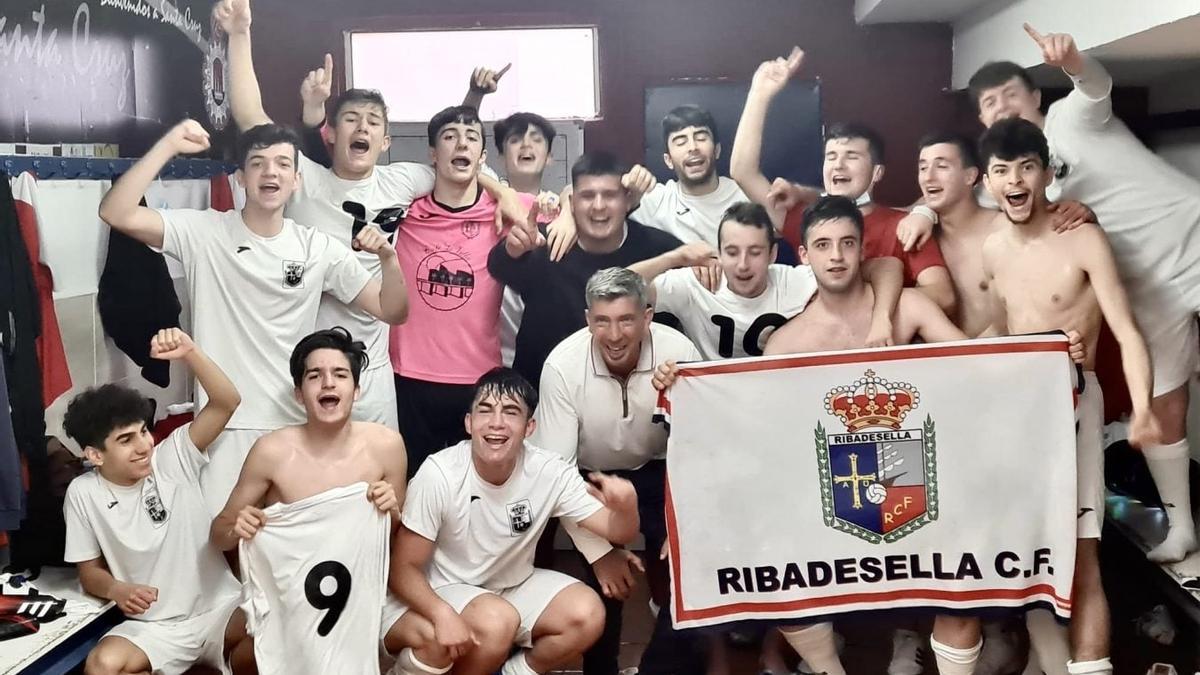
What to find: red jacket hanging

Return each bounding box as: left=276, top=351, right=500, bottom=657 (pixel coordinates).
left=10, top=174, right=71, bottom=408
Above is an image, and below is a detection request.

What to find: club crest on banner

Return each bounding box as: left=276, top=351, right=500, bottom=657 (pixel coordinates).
left=815, top=369, right=938, bottom=543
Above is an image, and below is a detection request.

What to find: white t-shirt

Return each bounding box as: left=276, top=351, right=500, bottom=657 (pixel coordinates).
left=288, top=154, right=435, bottom=369
left=403, top=441, right=602, bottom=591
left=534, top=324, right=701, bottom=471
left=159, top=208, right=372, bottom=429
left=63, top=425, right=240, bottom=622
left=1044, top=57, right=1200, bottom=290
left=634, top=177, right=748, bottom=245
left=240, top=482, right=389, bottom=675
left=654, top=264, right=818, bottom=359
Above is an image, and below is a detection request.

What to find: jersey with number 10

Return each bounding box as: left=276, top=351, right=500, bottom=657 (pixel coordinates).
left=653, top=265, right=818, bottom=360
left=239, top=483, right=389, bottom=675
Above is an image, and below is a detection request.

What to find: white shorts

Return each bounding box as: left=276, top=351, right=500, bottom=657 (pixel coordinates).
left=1129, top=280, right=1199, bottom=397
left=381, top=569, right=579, bottom=649
left=353, top=364, right=399, bottom=431
left=1076, top=372, right=1105, bottom=539
left=105, top=596, right=239, bottom=675
left=199, top=428, right=269, bottom=516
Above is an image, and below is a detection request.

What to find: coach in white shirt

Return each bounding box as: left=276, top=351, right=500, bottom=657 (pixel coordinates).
left=534, top=267, right=702, bottom=675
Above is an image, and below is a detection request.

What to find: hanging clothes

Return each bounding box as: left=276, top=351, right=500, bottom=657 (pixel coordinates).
left=10, top=174, right=71, bottom=407
left=0, top=357, right=23, bottom=532
left=0, top=172, right=54, bottom=569
left=210, top=173, right=235, bottom=212
left=97, top=199, right=182, bottom=388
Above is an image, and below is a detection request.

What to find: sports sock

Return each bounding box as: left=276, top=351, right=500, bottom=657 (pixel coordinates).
left=500, top=650, right=539, bottom=675
left=1066, top=657, right=1113, bottom=674
left=391, top=648, right=451, bottom=675
left=929, top=636, right=981, bottom=675
left=780, top=623, right=846, bottom=675
left=1144, top=439, right=1198, bottom=563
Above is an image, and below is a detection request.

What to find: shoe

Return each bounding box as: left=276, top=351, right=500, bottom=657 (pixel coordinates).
left=975, top=626, right=1021, bottom=675
left=1134, top=605, right=1177, bottom=646
left=887, top=629, right=924, bottom=675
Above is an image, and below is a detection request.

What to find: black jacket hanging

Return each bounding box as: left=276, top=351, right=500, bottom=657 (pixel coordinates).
left=97, top=199, right=182, bottom=388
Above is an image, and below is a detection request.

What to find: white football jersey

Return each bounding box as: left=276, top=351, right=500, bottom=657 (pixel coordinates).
left=288, top=154, right=435, bottom=369
left=240, top=483, right=389, bottom=675
left=654, top=264, right=817, bottom=360
left=634, top=177, right=748, bottom=245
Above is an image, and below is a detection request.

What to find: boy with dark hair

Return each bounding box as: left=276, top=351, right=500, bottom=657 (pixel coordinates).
left=63, top=328, right=248, bottom=675
left=212, top=327, right=407, bottom=673
left=99, top=119, right=408, bottom=514
left=389, top=105, right=541, bottom=476
left=979, top=117, right=1160, bottom=675
left=968, top=26, right=1200, bottom=566
left=731, top=48, right=955, bottom=322
left=494, top=111, right=557, bottom=194
left=383, top=367, right=638, bottom=675
left=218, top=0, right=533, bottom=433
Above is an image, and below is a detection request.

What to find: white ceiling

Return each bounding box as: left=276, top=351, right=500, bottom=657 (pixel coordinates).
left=855, top=0, right=1000, bottom=24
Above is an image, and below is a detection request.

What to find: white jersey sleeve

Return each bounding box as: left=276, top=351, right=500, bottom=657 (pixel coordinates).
left=552, top=465, right=604, bottom=523
left=151, top=425, right=207, bottom=485
left=400, top=461, right=448, bottom=542
left=633, top=182, right=669, bottom=230
left=316, top=234, right=373, bottom=305
left=376, top=162, right=436, bottom=200
left=63, top=481, right=101, bottom=563
left=240, top=483, right=389, bottom=675
left=653, top=268, right=696, bottom=317
left=531, top=364, right=581, bottom=465
left=1058, top=57, right=1114, bottom=130
left=158, top=208, right=219, bottom=264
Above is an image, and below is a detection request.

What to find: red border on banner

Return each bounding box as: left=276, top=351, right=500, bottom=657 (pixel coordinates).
left=665, top=337, right=1075, bottom=623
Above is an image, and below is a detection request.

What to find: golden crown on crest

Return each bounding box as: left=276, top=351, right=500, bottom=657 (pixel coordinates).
left=824, top=369, right=920, bottom=431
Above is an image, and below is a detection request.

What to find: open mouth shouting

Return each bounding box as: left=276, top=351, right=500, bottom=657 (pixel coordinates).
left=259, top=180, right=281, bottom=197
left=317, top=393, right=341, bottom=411
left=349, top=138, right=371, bottom=157
left=481, top=433, right=509, bottom=450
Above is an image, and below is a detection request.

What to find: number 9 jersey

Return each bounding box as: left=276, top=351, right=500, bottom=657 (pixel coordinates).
left=239, top=482, right=390, bottom=675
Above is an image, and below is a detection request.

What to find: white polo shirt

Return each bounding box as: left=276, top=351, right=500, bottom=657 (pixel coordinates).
left=534, top=323, right=700, bottom=472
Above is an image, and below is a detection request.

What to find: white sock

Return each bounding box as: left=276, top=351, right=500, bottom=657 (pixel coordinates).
left=1144, top=440, right=1198, bottom=563
left=929, top=636, right=981, bottom=674
left=1066, top=657, right=1113, bottom=674
left=780, top=623, right=846, bottom=675
left=1025, top=609, right=1070, bottom=675
left=391, top=648, right=451, bottom=675
left=500, top=650, right=539, bottom=675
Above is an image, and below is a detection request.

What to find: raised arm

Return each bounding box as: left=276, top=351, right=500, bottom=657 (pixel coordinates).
left=147, top=329, right=240, bottom=452
left=462, top=63, right=510, bottom=110
left=98, top=121, right=210, bottom=248
left=731, top=48, right=803, bottom=226
left=1077, top=225, right=1159, bottom=446
left=1023, top=24, right=1112, bottom=128
left=349, top=227, right=409, bottom=324
left=210, top=439, right=275, bottom=551
left=215, top=0, right=273, bottom=130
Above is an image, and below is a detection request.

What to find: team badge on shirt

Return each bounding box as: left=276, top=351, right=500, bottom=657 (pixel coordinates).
left=282, top=260, right=306, bottom=288
left=461, top=221, right=482, bottom=239
left=815, top=370, right=938, bottom=544
left=506, top=499, right=534, bottom=535
left=415, top=251, right=474, bottom=311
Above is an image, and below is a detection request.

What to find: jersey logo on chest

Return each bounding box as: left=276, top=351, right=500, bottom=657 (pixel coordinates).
left=506, top=499, right=533, bottom=536
left=283, top=260, right=306, bottom=288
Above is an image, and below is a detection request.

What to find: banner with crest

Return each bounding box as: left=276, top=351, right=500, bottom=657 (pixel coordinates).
left=655, top=335, right=1079, bottom=629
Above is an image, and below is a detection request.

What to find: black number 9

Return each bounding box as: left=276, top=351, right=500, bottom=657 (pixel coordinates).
left=304, top=560, right=352, bottom=636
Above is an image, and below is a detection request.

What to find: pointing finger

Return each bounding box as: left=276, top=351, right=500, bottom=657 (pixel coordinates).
left=496, top=62, right=512, bottom=80
left=1023, top=22, right=1045, bottom=45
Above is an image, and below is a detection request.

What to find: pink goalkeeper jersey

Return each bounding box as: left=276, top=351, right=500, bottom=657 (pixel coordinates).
left=389, top=189, right=533, bottom=384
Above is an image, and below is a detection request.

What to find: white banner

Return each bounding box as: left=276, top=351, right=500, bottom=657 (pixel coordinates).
left=658, top=335, right=1079, bottom=629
